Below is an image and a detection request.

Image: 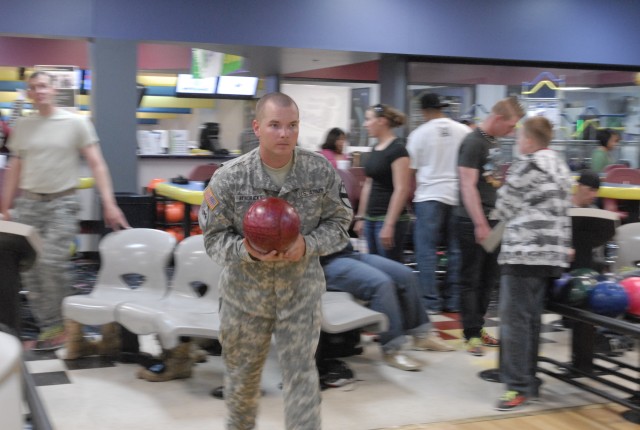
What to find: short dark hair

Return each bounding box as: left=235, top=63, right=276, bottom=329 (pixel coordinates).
left=321, top=127, right=346, bottom=152
left=578, top=169, right=600, bottom=189
left=596, top=128, right=619, bottom=147
left=255, top=92, right=299, bottom=121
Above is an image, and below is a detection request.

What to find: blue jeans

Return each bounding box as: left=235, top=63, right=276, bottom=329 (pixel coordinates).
left=499, top=274, right=547, bottom=396
left=322, top=252, right=431, bottom=353
left=456, top=216, right=500, bottom=340
left=414, top=201, right=461, bottom=312
left=364, top=218, right=410, bottom=263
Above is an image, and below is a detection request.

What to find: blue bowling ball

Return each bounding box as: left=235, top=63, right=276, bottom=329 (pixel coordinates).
left=587, top=281, right=629, bottom=318
left=552, top=273, right=572, bottom=301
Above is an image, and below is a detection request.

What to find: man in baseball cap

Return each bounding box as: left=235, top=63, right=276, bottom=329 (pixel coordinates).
left=573, top=169, right=600, bottom=208
left=420, top=93, right=450, bottom=109
left=406, top=93, right=471, bottom=316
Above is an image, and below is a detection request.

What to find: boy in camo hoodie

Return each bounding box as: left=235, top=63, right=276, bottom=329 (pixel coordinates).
left=494, top=116, right=572, bottom=411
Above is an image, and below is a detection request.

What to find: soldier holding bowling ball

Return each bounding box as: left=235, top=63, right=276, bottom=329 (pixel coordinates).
left=199, top=92, right=352, bottom=430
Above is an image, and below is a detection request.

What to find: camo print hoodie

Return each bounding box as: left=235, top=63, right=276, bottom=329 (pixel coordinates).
left=496, top=148, right=572, bottom=269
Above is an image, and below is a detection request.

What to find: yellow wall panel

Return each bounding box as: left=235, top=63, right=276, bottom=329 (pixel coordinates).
left=0, top=92, right=20, bottom=102
left=0, top=67, right=21, bottom=81
left=137, top=75, right=178, bottom=87
left=141, top=95, right=215, bottom=109
left=42, top=110, right=177, bottom=120
left=136, top=112, right=178, bottom=119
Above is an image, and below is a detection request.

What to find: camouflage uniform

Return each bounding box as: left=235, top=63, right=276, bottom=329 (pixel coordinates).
left=199, top=147, right=352, bottom=430
left=8, top=109, right=95, bottom=336
left=15, top=194, right=80, bottom=331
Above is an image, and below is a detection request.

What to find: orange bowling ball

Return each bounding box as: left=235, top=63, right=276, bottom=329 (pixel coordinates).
left=146, top=178, right=165, bottom=193
left=165, top=202, right=185, bottom=223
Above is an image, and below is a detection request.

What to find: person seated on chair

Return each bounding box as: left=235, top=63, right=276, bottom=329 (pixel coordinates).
left=320, top=242, right=453, bottom=372
left=572, top=170, right=600, bottom=209
left=570, top=170, right=611, bottom=271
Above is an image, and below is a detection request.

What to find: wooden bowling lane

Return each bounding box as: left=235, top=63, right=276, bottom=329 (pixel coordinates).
left=384, top=403, right=639, bottom=429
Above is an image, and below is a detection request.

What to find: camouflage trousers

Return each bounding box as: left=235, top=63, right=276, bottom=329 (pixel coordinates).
left=15, top=194, right=80, bottom=332
left=220, top=299, right=322, bottom=430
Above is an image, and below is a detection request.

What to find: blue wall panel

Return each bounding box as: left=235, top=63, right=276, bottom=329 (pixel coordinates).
left=1, top=1, right=639, bottom=67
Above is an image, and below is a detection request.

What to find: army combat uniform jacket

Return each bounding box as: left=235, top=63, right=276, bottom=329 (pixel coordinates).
left=199, top=147, right=353, bottom=319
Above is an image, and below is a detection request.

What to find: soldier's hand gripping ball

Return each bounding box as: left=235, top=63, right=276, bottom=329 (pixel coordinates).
left=243, top=197, right=301, bottom=253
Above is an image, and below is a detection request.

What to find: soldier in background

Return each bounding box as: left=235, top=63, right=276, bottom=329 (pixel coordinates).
left=1, top=71, right=129, bottom=351
left=199, top=92, right=352, bottom=430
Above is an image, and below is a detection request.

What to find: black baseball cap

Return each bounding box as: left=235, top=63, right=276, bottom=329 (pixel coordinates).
left=578, top=170, right=600, bottom=189
left=420, top=93, right=449, bottom=109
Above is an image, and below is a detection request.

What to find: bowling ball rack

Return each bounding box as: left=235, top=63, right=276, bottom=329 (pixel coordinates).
left=539, top=303, right=640, bottom=423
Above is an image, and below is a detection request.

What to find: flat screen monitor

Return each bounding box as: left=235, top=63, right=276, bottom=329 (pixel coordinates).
left=136, top=84, right=146, bottom=107
left=216, top=76, right=258, bottom=98
left=175, top=74, right=217, bottom=98
left=82, top=69, right=91, bottom=93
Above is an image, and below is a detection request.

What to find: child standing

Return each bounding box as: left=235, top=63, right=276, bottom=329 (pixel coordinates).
left=494, top=116, right=572, bottom=410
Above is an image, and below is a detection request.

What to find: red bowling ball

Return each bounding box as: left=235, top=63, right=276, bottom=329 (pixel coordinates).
left=243, top=197, right=300, bottom=253
left=620, top=276, right=640, bottom=319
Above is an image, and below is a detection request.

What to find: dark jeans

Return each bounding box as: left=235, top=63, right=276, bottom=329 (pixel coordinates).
left=456, top=216, right=500, bottom=340
left=499, top=274, right=547, bottom=396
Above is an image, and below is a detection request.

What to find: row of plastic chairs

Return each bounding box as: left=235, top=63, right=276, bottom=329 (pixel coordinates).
left=62, top=229, right=222, bottom=350
left=62, top=229, right=387, bottom=353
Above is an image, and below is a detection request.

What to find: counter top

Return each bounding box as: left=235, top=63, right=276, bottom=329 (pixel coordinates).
left=138, top=154, right=238, bottom=160
left=155, top=181, right=205, bottom=206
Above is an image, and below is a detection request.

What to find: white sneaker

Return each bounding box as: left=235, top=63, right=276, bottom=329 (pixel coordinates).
left=413, top=333, right=454, bottom=352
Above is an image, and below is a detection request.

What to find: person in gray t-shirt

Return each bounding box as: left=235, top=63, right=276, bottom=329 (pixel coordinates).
left=456, top=96, right=524, bottom=357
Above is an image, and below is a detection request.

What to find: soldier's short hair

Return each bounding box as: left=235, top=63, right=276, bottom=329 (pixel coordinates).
left=255, top=92, right=299, bottom=121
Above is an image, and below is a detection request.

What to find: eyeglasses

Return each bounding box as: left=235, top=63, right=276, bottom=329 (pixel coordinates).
left=373, top=104, right=385, bottom=117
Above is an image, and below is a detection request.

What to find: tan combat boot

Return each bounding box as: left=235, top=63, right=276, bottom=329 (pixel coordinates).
left=136, top=341, right=194, bottom=382
left=64, top=320, right=98, bottom=360
left=97, top=322, right=121, bottom=356
left=190, top=342, right=209, bottom=363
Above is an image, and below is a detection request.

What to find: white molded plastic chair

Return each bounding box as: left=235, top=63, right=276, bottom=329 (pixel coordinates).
left=0, top=332, right=22, bottom=430
left=615, top=222, right=640, bottom=272
left=115, top=234, right=223, bottom=349
left=321, top=291, right=388, bottom=334
left=62, top=228, right=176, bottom=325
